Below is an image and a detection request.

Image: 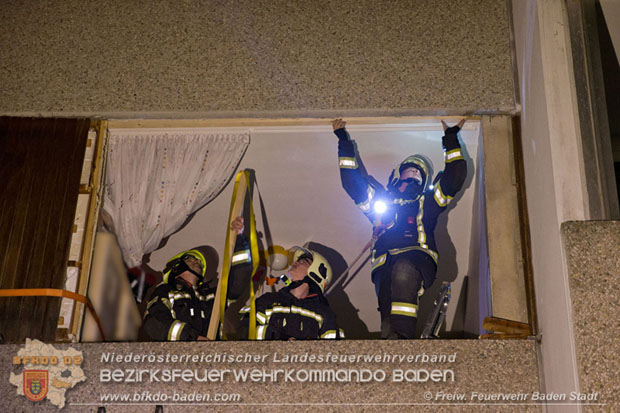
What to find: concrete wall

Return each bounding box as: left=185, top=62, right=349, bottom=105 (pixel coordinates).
left=512, top=0, right=587, bottom=411
left=562, top=221, right=620, bottom=411
left=0, top=0, right=515, bottom=116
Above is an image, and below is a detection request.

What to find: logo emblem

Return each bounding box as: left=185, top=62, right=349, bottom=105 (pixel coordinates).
left=23, top=370, right=48, bottom=402
left=10, top=339, right=86, bottom=408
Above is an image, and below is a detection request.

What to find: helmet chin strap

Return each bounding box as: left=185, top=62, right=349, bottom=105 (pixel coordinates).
left=287, top=278, right=309, bottom=290
left=286, top=271, right=314, bottom=289
left=186, top=267, right=202, bottom=279
left=389, top=179, right=423, bottom=201
left=169, top=259, right=203, bottom=284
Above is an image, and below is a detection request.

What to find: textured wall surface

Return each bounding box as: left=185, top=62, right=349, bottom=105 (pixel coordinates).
left=2, top=339, right=539, bottom=412
left=0, top=0, right=515, bottom=116
left=562, top=220, right=620, bottom=411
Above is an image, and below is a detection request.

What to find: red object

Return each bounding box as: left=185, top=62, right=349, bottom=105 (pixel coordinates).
left=252, top=268, right=265, bottom=282
left=128, top=266, right=158, bottom=286
left=23, top=370, right=48, bottom=402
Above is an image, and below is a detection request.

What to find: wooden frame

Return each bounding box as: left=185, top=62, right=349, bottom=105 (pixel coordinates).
left=68, top=120, right=108, bottom=340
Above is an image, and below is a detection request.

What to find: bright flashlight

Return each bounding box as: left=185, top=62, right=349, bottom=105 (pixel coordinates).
left=374, top=200, right=387, bottom=214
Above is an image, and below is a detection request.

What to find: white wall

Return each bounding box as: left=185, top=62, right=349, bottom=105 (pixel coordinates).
left=600, top=0, right=620, bottom=62
left=512, top=0, right=583, bottom=410
left=146, top=121, right=481, bottom=337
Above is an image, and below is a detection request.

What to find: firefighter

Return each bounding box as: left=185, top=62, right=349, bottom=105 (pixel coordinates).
left=238, top=247, right=344, bottom=340
left=332, top=118, right=467, bottom=339
left=141, top=217, right=247, bottom=341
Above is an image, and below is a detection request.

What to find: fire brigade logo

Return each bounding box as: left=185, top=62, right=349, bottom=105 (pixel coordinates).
left=9, top=339, right=86, bottom=409
left=23, top=370, right=49, bottom=402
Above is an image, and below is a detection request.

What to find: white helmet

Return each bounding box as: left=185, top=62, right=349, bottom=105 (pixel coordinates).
left=291, top=247, right=332, bottom=294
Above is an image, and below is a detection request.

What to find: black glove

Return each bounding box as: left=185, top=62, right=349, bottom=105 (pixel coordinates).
left=444, top=125, right=461, bottom=135
left=333, top=128, right=350, bottom=141
left=442, top=126, right=461, bottom=150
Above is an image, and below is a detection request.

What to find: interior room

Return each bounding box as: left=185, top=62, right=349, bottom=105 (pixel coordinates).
left=85, top=118, right=487, bottom=340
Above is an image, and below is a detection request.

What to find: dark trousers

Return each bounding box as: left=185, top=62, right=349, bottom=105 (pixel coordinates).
left=371, top=250, right=437, bottom=339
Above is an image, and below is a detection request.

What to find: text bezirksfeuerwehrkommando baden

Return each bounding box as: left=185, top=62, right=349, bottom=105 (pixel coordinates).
left=100, top=367, right=455, bottom=383
left=99, top=352, right=457, bottom=383
left=100, top=351, right=456, bottom=364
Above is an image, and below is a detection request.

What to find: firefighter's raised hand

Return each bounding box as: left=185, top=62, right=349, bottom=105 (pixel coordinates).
left=332, top=118, right=346, bottom=131
left=231, top=216, right=244, bottom=235
left=441, top=119, right=466, bottom=134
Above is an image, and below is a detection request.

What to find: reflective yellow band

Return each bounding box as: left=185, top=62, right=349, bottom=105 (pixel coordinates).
left=371, top=253, right=387, bottom=272
left=321, top=330, right=338, bottom=339
left=339, top=329, right=345, bottom=338
left=169, top=291, right=191, bottom=300
left=265, top=306, right=290, bottom=316
left=256, top=311, right=267, bottom=324
left=239, top=306, right=251, bottom=313
left=339, top=157, right=358, bottom=169
left=146, top=296, right=159, bottom=311
left=256, top=324, right=267, bottom=340
left=161, top=297, right=173, bottom=310
left=356, top=186, right=375, bottom=213
left=292, top=305, right=323, bottom=325
left=162, top=270, right=172, bottom=284
left=232, top=249, right=251, bottom=265
left=434, top=188, right=447, bottom=206
left=168, top=321, right=186, bottom=341
left=416, top=195, right=426, bottom=244
left=433, top=182, right=453, bottom=207
left=391, top=302, right=418, bottom=317
left=196, top=293, right=215, bottom=302
left=445, top=148, right=464, bottom=163
left=388, top=245, right=438, bottom=264
left=262, top=305, right=324, bottom=327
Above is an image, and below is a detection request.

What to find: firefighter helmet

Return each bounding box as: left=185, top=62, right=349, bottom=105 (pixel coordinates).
left=163, top=247, right=207, bottom=284
left=292, top=247, right=332, bottom=294
left=387, top=154, right=432, bottom=191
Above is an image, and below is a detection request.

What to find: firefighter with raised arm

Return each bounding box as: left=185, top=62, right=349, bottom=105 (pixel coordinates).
left=332, top=118, right=467, bottom=339
left=238, top=246, right=344, bottom=340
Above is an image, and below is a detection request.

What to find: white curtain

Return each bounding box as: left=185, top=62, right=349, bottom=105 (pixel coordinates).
left=103, top=130, right=250, bottom=268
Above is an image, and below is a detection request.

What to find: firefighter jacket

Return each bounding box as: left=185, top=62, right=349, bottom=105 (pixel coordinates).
left=141, top=237, right=250, bottom=341
left=239, top=285, right=344, bottom=340
left=141, top=281, right=216, bottom=341
left=335, top=126, right=467, bottom=271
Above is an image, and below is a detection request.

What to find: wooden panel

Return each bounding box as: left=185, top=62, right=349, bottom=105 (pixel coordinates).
left=0, top=117, right=89, bottom=343
left=481, top=115, right=529, bottom=323
left=511, top=117, right=537, bottom=334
